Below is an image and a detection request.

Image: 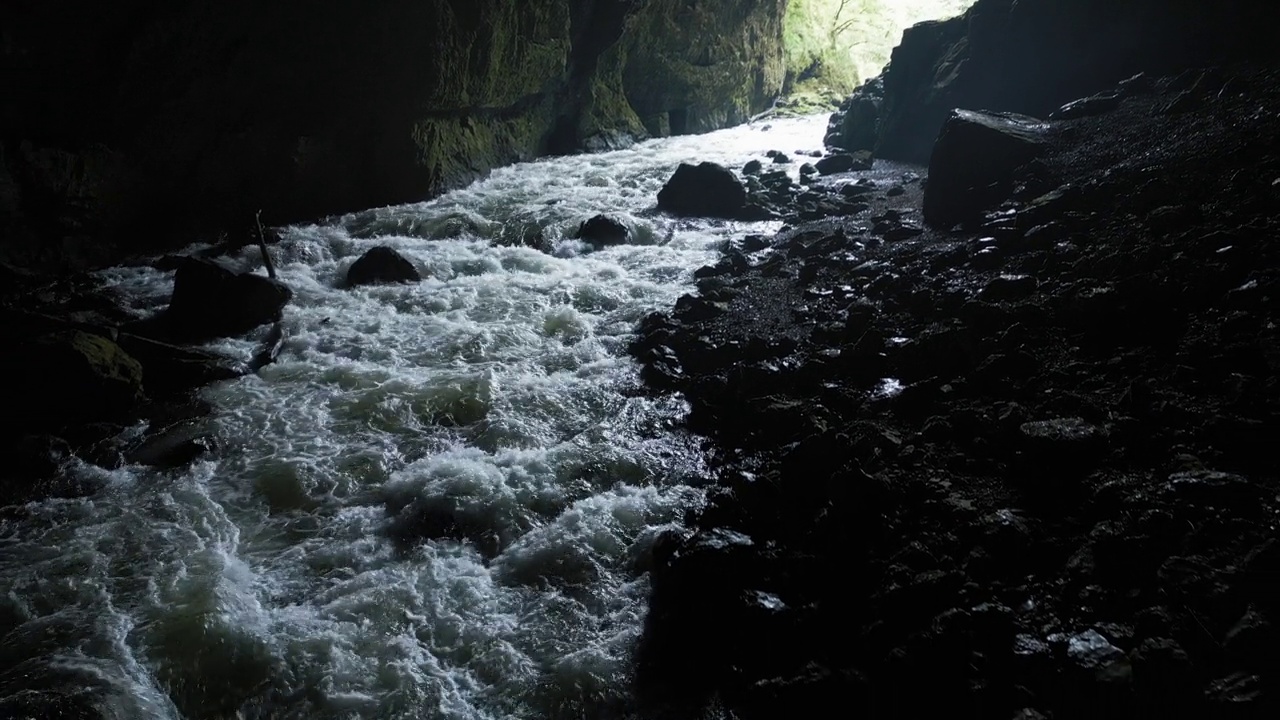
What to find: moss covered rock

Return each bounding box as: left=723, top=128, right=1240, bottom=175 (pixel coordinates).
left=621, top=0, right=788, bottom=137
left=1, top=331, right=144, bottom=431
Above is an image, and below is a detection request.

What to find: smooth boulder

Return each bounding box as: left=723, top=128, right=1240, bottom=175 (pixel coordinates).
left=577, top=215, right=630, bottom=247
left=923, top=109, right=1049, bottom=228
left=657, top=162, right=750, bottom=220
left=347, top=246, right=421, bottom=287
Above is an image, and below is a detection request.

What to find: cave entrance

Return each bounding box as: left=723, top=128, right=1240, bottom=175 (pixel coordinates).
left=783, top=0, right=978, bottom=98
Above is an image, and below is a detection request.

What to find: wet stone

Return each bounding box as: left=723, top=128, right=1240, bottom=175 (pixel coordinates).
left=980, top=274, right=1039, bottom=302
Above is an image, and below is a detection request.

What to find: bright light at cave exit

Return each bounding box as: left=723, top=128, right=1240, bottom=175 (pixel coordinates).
left=786, top=0, right=977, bottom=91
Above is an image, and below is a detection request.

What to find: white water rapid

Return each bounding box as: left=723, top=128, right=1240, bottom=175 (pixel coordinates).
left=1, top=115, right=828, bottom=720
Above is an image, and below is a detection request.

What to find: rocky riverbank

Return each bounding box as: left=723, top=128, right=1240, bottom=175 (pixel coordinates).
left=631, top=64, right=1280, bottom=719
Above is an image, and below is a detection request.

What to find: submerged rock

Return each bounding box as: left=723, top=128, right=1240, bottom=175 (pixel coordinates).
left=347, top=246, right=421, bottom=287
left=126, top=420, right=216, bottom=469
left=576, top=214, right=630, bottom=247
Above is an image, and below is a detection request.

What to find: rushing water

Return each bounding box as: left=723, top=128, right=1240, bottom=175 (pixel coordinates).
left=0, top=115, right=828, bottom=720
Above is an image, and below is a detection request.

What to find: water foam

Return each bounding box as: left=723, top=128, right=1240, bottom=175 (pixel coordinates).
left=2, top=115, right=827, bottom=719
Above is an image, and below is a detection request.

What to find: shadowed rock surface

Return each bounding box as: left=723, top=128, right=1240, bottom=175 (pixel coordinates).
left=658, top=162, right=752, bottom=220
left=633, top=65, right=1280, bottom=720
left=826, top=0, right=1280, bottom=163
left=0, top=0, right=787, bottom=271
left=347, top=246, right=422, bottom=287
left=923, top=109, right=1050, bottom=228
left=124, top=258, right=291, bottom=342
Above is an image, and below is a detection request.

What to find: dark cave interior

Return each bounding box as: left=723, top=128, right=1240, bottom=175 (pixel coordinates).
left=2, top=1, right=1279, bottom=719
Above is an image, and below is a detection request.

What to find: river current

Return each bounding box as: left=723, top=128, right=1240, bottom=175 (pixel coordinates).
left=1, top=115, right=827, bottom=720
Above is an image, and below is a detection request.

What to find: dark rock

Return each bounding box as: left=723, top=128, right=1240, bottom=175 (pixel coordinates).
left=576, top=214, right=631, bottom=248
left=675, top=294, right=729, bottom=322
left=658, top=162, right=750, bottom=219
left=1051, top=91, right=1122, bottom=120
left=979, top=274, right=1039, bottom=302
left=826, top=0, right=1276, bottom=164
left=129, top=258, right=292, bottom=342
left=1163, top=469, right=1262, bottom=512
left=1018, top=417, right=1110, bottom=478
left=126, top=420, right=216, bottom=469
left=772, top=153, right=791, bottom=164
left=1118, top=72, right=1156, bottom=97
left=886, top=185, right=905, bottom=197
left=825, top=77, right=883, bottom=152
left=249, top=322, right=287, bottom=371
left=9, top=434, right=73, bottom=484
left=1, top=331, right=144, bottom=431
left=1224, top=610, right=1274, bottom=667
left=116, top=332, right=246, bottom=396
left=881, top=222, right=922, bottom=241
left=1205, top=672, right=1266, bottom=710
left=816, top=151, right=873, bottom=175
left=743, top=159, right=764, bottom=175
left=741, top=234, right=772, bottom=252
left=347, top=246, right=421, bottom=286
left=841, top=183, right=873, bottom=198
left=924, top=109, right=1049, bottom=228
left=640, top=344, right=685, bottom=390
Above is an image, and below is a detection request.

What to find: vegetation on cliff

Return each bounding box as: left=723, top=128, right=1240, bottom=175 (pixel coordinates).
left=782, top=0, right=973, bottom=96
left=0, top=0, right=788, bottom=271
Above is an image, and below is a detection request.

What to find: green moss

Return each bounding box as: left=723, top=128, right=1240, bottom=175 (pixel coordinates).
left=782, top=0, right=976, bottom=96
left=576, top=50, right=648, bottom=145
left=64, top=331, right=145, bottom=394
left=619, top=0, right=787, bottom=135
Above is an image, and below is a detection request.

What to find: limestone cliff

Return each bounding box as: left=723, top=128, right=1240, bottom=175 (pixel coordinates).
left=0, top=0, right=786, bottom=270
left=619, top=0, right=788, bottom=137
left=826, top=0, right=1280, bottom=163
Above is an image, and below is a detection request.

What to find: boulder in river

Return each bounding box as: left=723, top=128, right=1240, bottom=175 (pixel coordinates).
left=576, top=215, right=630, bottom=247
left=923, top=109, right=1049, bottom=228
left=657, top=162, right=750, bottom=220
left=347, top=246, right=421, bottom=287
left=2, top=330, right=144, bottom=430
left=129, top=258, right=292, bottom=342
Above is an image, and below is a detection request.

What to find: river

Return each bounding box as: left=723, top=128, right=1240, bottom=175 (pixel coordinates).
left=0, top=114, right=828, bottom=720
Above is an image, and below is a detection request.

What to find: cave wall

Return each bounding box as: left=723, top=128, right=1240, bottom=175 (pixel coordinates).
left=619, top=0, right=788, bottom=137
left=0, top=0, right=786, bottom=270
left=827, top=0, right=1280, bottom=163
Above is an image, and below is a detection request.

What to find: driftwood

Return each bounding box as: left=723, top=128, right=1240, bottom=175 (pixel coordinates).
left=256, top=210, right=278, bottom=280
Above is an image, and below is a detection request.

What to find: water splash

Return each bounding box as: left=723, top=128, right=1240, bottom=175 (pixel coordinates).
left=1, top=115, right=829, bottom=719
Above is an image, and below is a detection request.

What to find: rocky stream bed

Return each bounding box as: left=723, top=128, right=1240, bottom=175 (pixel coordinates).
left=630, top=65, right=1280, bottom=719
